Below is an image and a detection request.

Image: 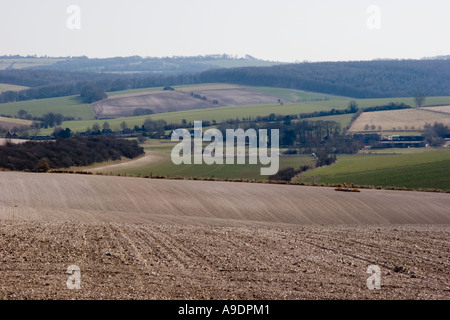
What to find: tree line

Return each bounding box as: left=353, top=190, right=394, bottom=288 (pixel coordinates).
left=422, top=123, right=450, bottom=146
left=198, top=59, right=450, bottom=98
left=214, top=119, right=363, bottom=154
left=0, top=70, right=200, bottom=103
left=1, top=59, right=449, bottom=105
left=0, top=136, right=144, bottom=172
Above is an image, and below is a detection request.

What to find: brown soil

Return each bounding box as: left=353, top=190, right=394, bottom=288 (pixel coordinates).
left=91, top=85, right=290, bottom=118
left=0, top=172, right=449, bottom=300
left=349, top=107, right=450, bottom=132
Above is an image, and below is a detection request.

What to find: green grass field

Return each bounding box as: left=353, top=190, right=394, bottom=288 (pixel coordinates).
left=46, top=96, right=449, bottom=134
left=124, top=156, right=315, bottom=181
left=106, top=83, right=228, bottom=96
left=87, top=140, right=316, bottom=181
left=295, top=148, right=450, bottom=190
left=248, top=86, right=349, bottom=102
left=0, top=95, right=95, bottom=120
left=306, top=113, right=354, bottom=128
left=41, top=101, right=351, bottom=134
left=333, top=96, right=450, bottom=109
left=106, top=86, right=166, bottom=96
left=1, top=80, right=448, bottom=136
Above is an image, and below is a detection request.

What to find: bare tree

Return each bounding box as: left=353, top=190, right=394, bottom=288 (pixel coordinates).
left=102, top=121, right=111, bottom=132
left=414, top=91, right=426, bottom=108
left=137, top=134, right=147, bottom=144
left=92, top=123, right=100, bottom=133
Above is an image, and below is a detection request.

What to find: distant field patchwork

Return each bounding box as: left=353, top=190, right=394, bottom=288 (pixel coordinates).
left=92, top=85, right=289, bottom=118
left=46, top=102, right=349, bottom=134
left=91, top=84, right=291, bottom=118
left=0, top=58, right=67, bottom=70
left=349, top=106, right=450, bottom=132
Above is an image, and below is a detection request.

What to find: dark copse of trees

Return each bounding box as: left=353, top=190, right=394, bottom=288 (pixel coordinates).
left=0, top=69, right=109, bottom=88
left=314, top=150, right=337, bottom=167
left=269, top=165, right=311, bottom=182
left=0, top=136, right=144, bottom=172
left=52, top=127, right=72, bottom=139
left=40, top=112, right=64, bottom=128
left=0, top=70, right=118, bottom=103
left=0, top=69, right=199, bottom=103
left=199, top=60, right=450, bottom=98
left=142, top=118, right=167, bottom=138
left=299, top=103, right=359, bottom=120
left=133, top=108, right=155, bottom=116
left=422, top=122, right=449, bottom=146
left=363, top=102, right=411, bottom=113
left=80, top=84, right=107, bottom=103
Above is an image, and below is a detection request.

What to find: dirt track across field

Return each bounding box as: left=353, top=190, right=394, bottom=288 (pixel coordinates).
left=0, top=172, right=449, bottom=299
left=86, top=151, right=165, bottom=173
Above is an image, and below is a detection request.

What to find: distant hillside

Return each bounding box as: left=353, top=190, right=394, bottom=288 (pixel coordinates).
left=0, top=58, right=449, bottom=103
left=198, top=60, right=450, bottom=98
left=0, top=54, right=284, bottom=74
left=422, top=54, right=450, bottom=60
left=0, top=56, right=68, bottom=70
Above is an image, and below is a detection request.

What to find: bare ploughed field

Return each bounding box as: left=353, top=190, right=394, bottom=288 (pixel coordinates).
left=349, top=106, right=450, bottom=132
left=0, top=172, right=449, bottom=300
left=91, top=84, right=290, bottom=118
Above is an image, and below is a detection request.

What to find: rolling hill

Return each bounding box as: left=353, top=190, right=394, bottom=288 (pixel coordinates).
left=1, top=172, right=448, bottom=226
left=0, top=172, right=449, bottom=300
left=91, top=84, right=291, bottom=118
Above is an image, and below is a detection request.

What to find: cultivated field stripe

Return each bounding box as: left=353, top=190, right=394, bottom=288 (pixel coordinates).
left=0, top=172, right=449, bottom=225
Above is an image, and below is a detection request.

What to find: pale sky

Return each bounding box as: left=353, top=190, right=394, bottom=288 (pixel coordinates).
left=0, top=0, right=449, bottom=62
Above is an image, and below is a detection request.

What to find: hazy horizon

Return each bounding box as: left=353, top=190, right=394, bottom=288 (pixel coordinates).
left=1, top=0, right=449, bottom=63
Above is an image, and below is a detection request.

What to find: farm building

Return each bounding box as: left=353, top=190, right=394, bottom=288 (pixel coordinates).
left=372, top=135, right=426, bottom=148
left=28, top=135, right=55, bottom=141
left=5, top=132, right=18, bottom=139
